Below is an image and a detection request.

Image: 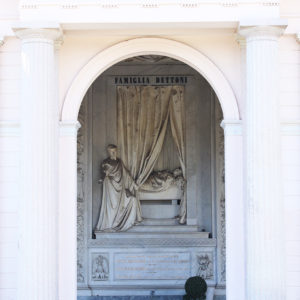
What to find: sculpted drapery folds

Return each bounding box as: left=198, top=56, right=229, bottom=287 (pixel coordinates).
left=95, top=145, right=140, bottom=232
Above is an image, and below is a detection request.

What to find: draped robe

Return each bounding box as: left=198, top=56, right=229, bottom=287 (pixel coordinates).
left=95, top=157, right=138, bottom=232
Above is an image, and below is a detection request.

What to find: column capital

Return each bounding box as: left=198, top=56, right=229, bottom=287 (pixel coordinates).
left=12, top=22, right=63, bottom=41
left=235, top=34, right=246, bottom=48
left=59, top=121, right=81, bottom=137
left=54, top=37, right=64, bottom=50
left=238, top=20, right=288, bottom=39
left=220, top=120, right=243, bottom=136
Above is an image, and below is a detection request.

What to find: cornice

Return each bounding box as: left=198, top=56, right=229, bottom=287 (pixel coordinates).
left=17, top=1, right=280, bottom=27
left=19, top=1, right=280, bottom=8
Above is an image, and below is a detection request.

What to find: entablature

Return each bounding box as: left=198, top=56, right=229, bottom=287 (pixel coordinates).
left=18, top=0, right=280, bottom=27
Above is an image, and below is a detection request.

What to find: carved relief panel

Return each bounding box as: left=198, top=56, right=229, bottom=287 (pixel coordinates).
left=77, top=95, right=89, bottom=286
left=91, top=253, right=109, bottom=282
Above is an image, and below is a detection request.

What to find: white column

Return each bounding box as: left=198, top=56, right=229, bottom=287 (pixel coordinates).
left=221, top=120, right=245, bottom=300
left=58, top=121, right=80, bottom=300
left=14, top=25, right=62, bottom=300
left=239, top=23, right=287, bottom=299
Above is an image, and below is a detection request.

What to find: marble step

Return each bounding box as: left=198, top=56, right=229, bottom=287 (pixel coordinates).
left=129, top=225, right=199, bottom=233
left=141, top=218, right=179, bottom=226
left=95, top=230, right=210, bottom=239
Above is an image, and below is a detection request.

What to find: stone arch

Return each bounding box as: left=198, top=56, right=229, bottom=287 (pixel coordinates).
left=61, top=37, right=240, bottom=121
left=59, top=37, right=245, bottom=300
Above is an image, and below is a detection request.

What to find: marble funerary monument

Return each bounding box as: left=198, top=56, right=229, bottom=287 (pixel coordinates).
left=77, top=56, right=225, bottom=298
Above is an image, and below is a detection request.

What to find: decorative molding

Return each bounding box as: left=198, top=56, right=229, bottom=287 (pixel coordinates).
left=54, top=36, right=64, bottom=50
left=281, top=121, right=300, bottom=136
left=216, top=102, right=226, bottom=285
left=19, top=0, right=280, bottom=8
left=88, top=238, right=217, bottom=248
left=142, top=3, right=158, bottom=8
left=196, top=252, right=214, bottom=280
left=221, top=1, right=238, bottom=8
left=20, top=3, right=39, bottom=9
left=220, top=120, right=242, bottom=136
left=239, top=23, right=288, bottom=40
left=77, top=102, right=87, bottom=284
left=12, top=24, right=63, bottom=42
left=61, top=4, right=78, bottom=9
left=62, top=37, right=239, bottom=121
left=235, top=34, right=246, bottom=48
left=262, top=1, right=279, bottom=6
left=122, top=55, right=179, bottom=64
left=91, top=253, right=109, bottom=281
left=101, top=4, right=118, bottom=9
left=59, top=121, right=81, bottom=137
left=181, top=3, right=198, bottom=8
left=0, top=121, right=20, bottom=137
left=77, top=200, right=85, bottom=283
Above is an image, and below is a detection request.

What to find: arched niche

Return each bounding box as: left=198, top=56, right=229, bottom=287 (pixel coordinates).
left=61, top=38, right=240, bottom=121
left=58, top=37, right=244, bottom=300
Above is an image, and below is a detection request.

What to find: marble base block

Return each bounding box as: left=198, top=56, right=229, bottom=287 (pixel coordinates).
left=77, top=286, right=216, bottom=299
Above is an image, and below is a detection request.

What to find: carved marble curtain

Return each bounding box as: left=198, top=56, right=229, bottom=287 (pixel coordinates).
left=117, top=85, right=186, bottom=222
left=169, top=88, right=186, bottom=223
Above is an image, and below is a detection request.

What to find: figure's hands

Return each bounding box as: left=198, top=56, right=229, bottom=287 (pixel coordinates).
left=102, top=163, right=109, bottom=175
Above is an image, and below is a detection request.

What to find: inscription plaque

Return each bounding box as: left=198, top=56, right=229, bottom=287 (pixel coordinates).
left=113, top=76, right=189, bottom=86
left=114, top=252, right=190, bottom=280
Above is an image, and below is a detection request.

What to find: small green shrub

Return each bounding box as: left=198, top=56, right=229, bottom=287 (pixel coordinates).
left=183, top=276, right=207, bottom=300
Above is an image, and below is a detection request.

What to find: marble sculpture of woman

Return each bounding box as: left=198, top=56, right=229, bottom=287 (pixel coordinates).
left=95, top=144, right=141, bottom=232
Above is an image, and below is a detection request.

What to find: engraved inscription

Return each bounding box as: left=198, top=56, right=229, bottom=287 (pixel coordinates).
left=114, top=252, right=190, bottom=280
left=113, top=76, right=188, bottom=86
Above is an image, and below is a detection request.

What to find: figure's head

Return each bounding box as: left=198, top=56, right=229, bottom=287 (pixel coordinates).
left=107, top=144, right=117, bottom=160
left=173, top=168, right=182, bottom=177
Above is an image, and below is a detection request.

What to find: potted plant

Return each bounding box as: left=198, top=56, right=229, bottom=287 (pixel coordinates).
left=183, top=276, right=207, bottom=300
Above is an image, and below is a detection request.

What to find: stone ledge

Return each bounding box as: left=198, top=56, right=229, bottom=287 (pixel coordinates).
left=89, top=236, right=216, bottom=248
